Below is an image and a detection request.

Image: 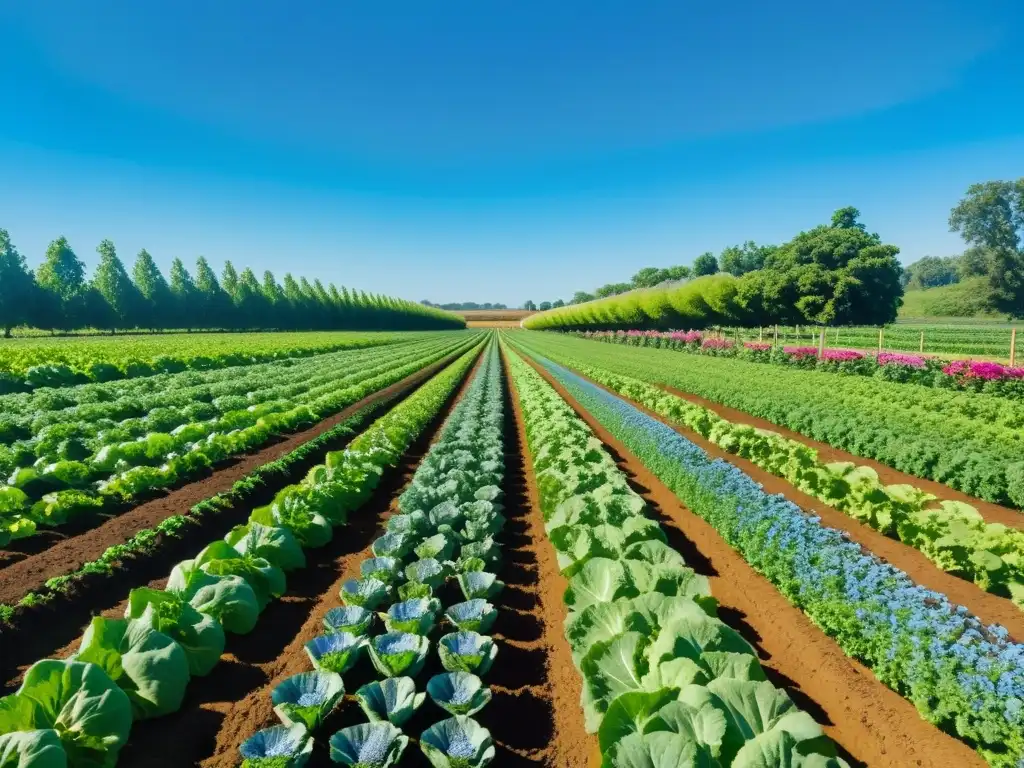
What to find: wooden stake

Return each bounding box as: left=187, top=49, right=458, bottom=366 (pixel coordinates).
left=1011, top=328, right=1017, bottom=367
left=818, top=327, right=826, bottom=358
left=759, top=327, right=763, bottom=342
left=878, top=328, right=883, bottom=352
left=919, top=330, right=924, bottom=354
left=774, top=324, right=779, bottom=347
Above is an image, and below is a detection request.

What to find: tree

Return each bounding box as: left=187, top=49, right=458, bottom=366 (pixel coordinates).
left=719, top=241, right=775, bottom=276
left=523, top=300, right=537, bottom=311
left=132, top=249, right=173, bottom=329
left=36, top=236, right=88, bottom=331
left=168, top=258, right=196, bottom=330
left=692, top=252, right=719, bottom=277
left=595, top=282, right=632, bottom=298
left=194, top=256, right=229, bottom=329
left=0, top=229, right=38, bottom=336
left=552, top=299, right=565, bottom=308
left=903, top=256, right=960, bottom=290
left=949, top=179, right=1024, bottom=317
left=539, top=301, right=552, bottom=311
left=958, top=246, right=991, bottom=280
left=748, top=207, right=903, bottom=326
left=220, top=261, right=241, bottom=327
left=631, top=267, right=664, bottom=288
left=92, top=239, right=139, bottom=332
left=571, top=291, right=595, bottom=304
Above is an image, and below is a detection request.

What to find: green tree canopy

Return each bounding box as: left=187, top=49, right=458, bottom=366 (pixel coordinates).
left=36, top=236, right=88, bottom=330
left=93, top=240, right=139, bottom=332
left=719, top=241, right=776, bottom=276
left=949, top=179, right=1024, bottom=317
left=570, top=291, right=595, bottom=304
left=692, top=252, right=719, bottom=276
left=132, top=249, right=174, bottom=328
left=749, top=207, right=903, bottom=326
left=168, top=258, right=196, bottom=329
left=903, top=255, right=960, bottom=290
left=0, top=229, right=38, bottom=336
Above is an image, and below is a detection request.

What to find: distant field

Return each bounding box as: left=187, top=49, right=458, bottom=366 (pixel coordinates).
left=898, top=277, right=1006, bottom=321
left=459, top=309, right=536, bottom=327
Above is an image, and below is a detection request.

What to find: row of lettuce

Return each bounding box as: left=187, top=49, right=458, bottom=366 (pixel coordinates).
left=526, top=346, right=1024, bottom=608
left=506, top=334, right=1024, bottom=768
left=240, top=342, right=507, bottom=767
left=0, top=342, right=483, bottom=767
left=578, top=330, right=1024, bottom=400
left=0, top=331, right=404, bottom=393
left=0, top=333, right=480, bottom=545
left=515, top=332, right=1024, bottom=510
left=505, top=344, right=849, bottom=767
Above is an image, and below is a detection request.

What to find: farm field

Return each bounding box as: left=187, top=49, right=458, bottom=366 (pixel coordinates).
left=458, top=309, right=536, bottom=328
left=1, top=328, right=1023, bottom=768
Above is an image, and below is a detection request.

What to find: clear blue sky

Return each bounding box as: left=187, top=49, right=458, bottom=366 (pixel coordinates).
left=1, top=1, right=1022, bottom=306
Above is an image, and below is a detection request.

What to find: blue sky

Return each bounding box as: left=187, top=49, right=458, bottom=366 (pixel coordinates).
left=1, top=0, right=1022, bottom=306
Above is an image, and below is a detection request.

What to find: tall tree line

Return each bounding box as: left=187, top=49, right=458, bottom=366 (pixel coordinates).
left=0, top=233, right=463, bottom=336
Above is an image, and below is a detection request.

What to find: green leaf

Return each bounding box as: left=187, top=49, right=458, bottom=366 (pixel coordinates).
left=598, top=688, right=681, bottom=753
left=74, top=617, right=190, bottom=720
left=603, top=731, right=714, bottom=768
left=0, top=730, right=66, bottom=768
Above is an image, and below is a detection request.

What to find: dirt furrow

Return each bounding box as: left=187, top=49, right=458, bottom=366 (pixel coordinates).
left=518, top=352, right=985, bottom=768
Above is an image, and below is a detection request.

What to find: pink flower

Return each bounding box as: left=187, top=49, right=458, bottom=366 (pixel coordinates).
left=821, top=348, right=864, bottom=362
left=782, top=346, right=819, bottom=358
left=877, top=352, right=927, bottom=369
left=701, top=338, right=735, bottom=350
left=744, top=342, right=772, bottom=351
left=943, top=360, right=1024, bottom=381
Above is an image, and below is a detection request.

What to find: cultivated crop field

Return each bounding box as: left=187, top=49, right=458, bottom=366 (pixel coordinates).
left=2, top=327, right=1023, bottom=768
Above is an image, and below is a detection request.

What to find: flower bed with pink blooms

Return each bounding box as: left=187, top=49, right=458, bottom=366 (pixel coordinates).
left=573, top=329, right=1024, bottom=399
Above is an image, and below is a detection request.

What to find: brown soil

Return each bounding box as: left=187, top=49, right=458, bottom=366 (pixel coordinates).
left=519, top=352, right=985, bottom=768
left=114, top=349, right=486, bottom=767
left=0, top=354, right=461, bottom=689
left=659, top=383, right=1024, bottom=528
left=570, top=370, right=1024, bottom=641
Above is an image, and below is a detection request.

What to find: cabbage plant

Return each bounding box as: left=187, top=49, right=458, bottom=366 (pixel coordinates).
left=225, top=522, right=306, bottom=572
left=340, top=577, right=391, bottom=609
left=456, top=572, right=503, bottom=601
left=414, top=533, right=455, bottom=562
left=361, top=557, right=402, bottom=585
left=438, top=632, right=498, bottom=676
left=271, top=671, right=344, bottom=731
left=404, top=558, right=448, bottom=590
left=190, top=540, right=287, bottom=611
left=124, top=588, right=225, bottom=676
left=304, top=633, right=367, bottom=675
left=419, top=716, right=496, bottom=768
left=397, top=581, right=433, bottom=601
left=323, top=606, right=373, bottom=636
left=354, top=677, right=425, bottom=726
left=0, top=659, right=132, bottom=768
left=426, top=672, right=492, bottom=717
left=371, top=532, right=411, bottom=559
left=380, top=598, right=441, bottom=635
left=368, top=632, right=431, bottom=678
left=443, top=600, right=497, bottom=634
left=329, top=722, right=408, bottom=768
left=239, top=722, right=312, bottom=767
left=166, top=560, right=260, bottom=635
left=73, top=616, right=190, bottom=720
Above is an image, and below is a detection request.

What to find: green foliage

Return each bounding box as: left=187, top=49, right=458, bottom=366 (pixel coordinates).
left=899, top=277, right=999, bottom=319
left=949, top=178, right=1024, bottom=317
left=692, top=252, right=719, bottom=277
left=903, top=255, right=960, bottom=289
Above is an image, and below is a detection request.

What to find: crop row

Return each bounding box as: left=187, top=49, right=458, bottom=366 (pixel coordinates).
left=0, top=331, right=404, bottom=393
left=515, top=331, right=1024, bottom=508
left=0, top=333, right=479, bottom=544
left=579, top=330, right=1024, bottom=400
left=527, top=347, right=1024, bottom=608
left=506, top=336, right=1024, bottom=767
left=504, top=344, right=848, bottom=767
left=239, top=341, right=507, bottom=767
left=0, top=343, right=481, bottom=767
